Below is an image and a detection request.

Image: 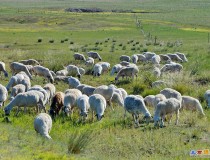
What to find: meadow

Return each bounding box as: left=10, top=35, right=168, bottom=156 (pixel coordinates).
left=0, top=0, right=210, bottom=159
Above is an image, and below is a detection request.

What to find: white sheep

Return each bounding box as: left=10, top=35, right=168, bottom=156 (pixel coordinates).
left=176, top=52, right=188, bottom=62
left=76, top=84, right=88, bottom=92
left=181, top=96, right=205, bottom=116
left=110, top=64, right=123, bottom=76
left=89, top=94, right=106, bottom=121
left=153, top=98, right=181, bottom=127
left=152, top=80, right=166, bottom=88
left=66, top=65, right=81, bottom=79
left=120, top=61, right=130, bottom=66
left=33, top=65, right=54, bottom=83
left=82, top=85, right=96, bottom=96
left=74, top=53, right=86, bottom=61
left=160, top=63, right=183, bottom=74
left=6, top=71, right=31, bottom=92
left=115, top=66, right=139, bottom=82
left=143, top=52, right=156, bottom=61
left=54, top=76, right=70, bottom=83
left=93, top=63, right=103, bottom=77
left=87, top=51, right=102, bottom=61
left=0, top=61, right=8, bottom=77
left=43, top=83, right=56, bottom=104
left=151, top=55, right=161, bottom=65
left=120, top=55, right=130, bottom=62
left=159, top=54, right=171, bottom=63
left=79, top=68, right=85, bottom=75
left=10, top=62, right=32, bottom=80
left=10, top=84, right=25, bottom=101
left=110, top=91, right=124, bottom=107
left=97, top=62, right=110, bottom=73
left=131, top=54, right=138, bottom=64
left=153, top=66, right=161, bottom=78
left=144, top=95, right=155, bottom=108
left=85, top=57, right=94, bottom=66
left=167, top=53, right=183, bottom=63
left=136, top=54, right=147, bottom=63
left=204, top=90, right=210, bottom=108
left=63, top=89, right=82, bottom=116
left=4, top=90, right=45, bottom=116
left=124, top=95, right=152, bottom=126
left=34, top=113, right=52, bottom=139
left=76, top=95, right=90, bottom=122
left=160, top=88, right=182, bottom=102
left=68, top=76, right=81, bottom=88
left=25, top=65, right=34, bottom=75
left=118, top=88, right=128, bottom=100
left=56, top=69, right=68, bottom=76
left=0, top=84, right=8, bottom=108
left=153, top=94, right=167, bottom=108
left=19, top=59, right=40, bottom=65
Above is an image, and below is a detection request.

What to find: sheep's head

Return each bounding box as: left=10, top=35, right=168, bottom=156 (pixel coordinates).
left=143, top=115, right=152, bottom=125
left=4, top=107, right=10, bottom=116
left=0, top=101, right=3, bottom=108
left=4, top=72, right=8, bottom=77
left=99, top=58, right=102, bottom=61
left=49, top=109, right=56, bottom=120
left=63, top=106, right=72, bottom=117
left=97, top=73, right=101, bottom=77
left=96, top=114, right=104, bottom=121
left=153, top=116, right=160, bottom=128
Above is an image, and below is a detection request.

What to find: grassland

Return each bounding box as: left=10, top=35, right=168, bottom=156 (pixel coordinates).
left=0, top=0, right=210, bottom=159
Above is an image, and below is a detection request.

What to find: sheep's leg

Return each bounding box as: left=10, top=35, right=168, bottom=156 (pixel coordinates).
left=175, top=110, right=179, bottom=125
left=160, top=115, right=165, bottom=127
left=91, top=110, right=94, bottom=122
left=168, top=114, right=173, bottom=124
left=15, top=107, right=21, bottom=116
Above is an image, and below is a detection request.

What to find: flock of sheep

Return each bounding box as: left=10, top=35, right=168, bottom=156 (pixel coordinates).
left=0, top=51, right=209, bottom=139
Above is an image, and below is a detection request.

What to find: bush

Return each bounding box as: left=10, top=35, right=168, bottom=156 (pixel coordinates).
left=61, top=40, right=64, bottom=43
left=132, top=84, right=146, bottom=94
left=70, top=41, right=74, bottom=44
left=49, top=39, right=54, bottom=43
left=37, top=38, right=42, bottom=43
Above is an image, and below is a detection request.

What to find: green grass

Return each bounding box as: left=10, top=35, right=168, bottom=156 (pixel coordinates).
left=1, top=0, right=210, bottom=159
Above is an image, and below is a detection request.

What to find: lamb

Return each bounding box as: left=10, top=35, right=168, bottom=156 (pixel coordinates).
left=131, top=54, right=138, bottom=64
left=19, top=59, right=40, bottom=65
left=143, top=52, right=156, bottom=61
left=93, top=64, right=103, bottom=77
left=34, top=113, right=52, bottom=139
left=10, top=84, right=25, bottom=101
left=4, top=90, right=46, bottom=116
left=181, top=96, right=205, bottom=116
left=6, top=71, right=31, bottom=92
left=120, top=55, right=130, bottom=62
left=74, top=53, right=86, bottom=61
left=43, top=83, right=56, bottom=104
left=63, top=89, right=82, bottom=116
left=110, top=64, right=123, bottom=76
left=56, top=69, right=68, bottom=76
left=10, top=62, right=33, bottom=80
left=66, top=65, right=81, bottom=79
left=0, top=84, right=8, bottom=107
left=136, top=54, right=147, bottom=63
left=49, top=92, right=65, bottom=119
left=0, top=61, right=8, bottom=77
left=115, top=66, right=139, bottom=82
left=175, top=52, right=188, bottom=62
left=160, top=63, right=183, bottom=74
left=204, top=90, right=210, bottom=108
left=85, top=57, right=94, bottom=66
left=151, top=55, right=161, bottom=65
left=124, top=95, right=152, bottom=126
left=87, top=51, right=102, bottom=61
left=32, top=65, right=54, bottom=83
left=89, top=94, right=106, bottom=121
left=160, top=88, right=182, bottom=102
left=97, top=62, right=110, bottom=73
left=153, top=98, right=181, bottom=127
left=76, top=95, right=90, bottom=122
left=159, top=54, right=171, bottom=63
left=167, top=53, right=183, bottom=63
left=82, top=85, right=96, bottom=96
left=68, top=76, right=81, bottom=88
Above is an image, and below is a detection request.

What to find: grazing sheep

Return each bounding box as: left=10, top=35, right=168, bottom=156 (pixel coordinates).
left=87, top=51, right=102, bottom=61
left=66, top=65, right=81, bottom=79
left=120, top=61, right=130, bottom=66
left=159, top=54, right=171, bottom=63
left=115, top=66, right=139, bottom=82
left=204, top=90, right=210, bottom=108
left=74, top=53, right=86, bottom=61
left=176, top=52, right=188, bottom=62
left=110, top=64, right=123, bottom=76
left=151, top=55, right=161, bottom=65
left=6, top=71, right=31, bottom=92
left=97, top=62, right=110, bottom=73
left=120, top=55, right=130, bottom=62
left=160, top=63, right=183, bottom=74
left=153, top=94, right=167, bottom=108
left=33, top=65, right=54, bottom=83
left=56, top=69, right=68, bottom=76
left=49, top=92, right=65, bottom=119
left=93, top=64, right=103, bottom=77
left=152, top=80, right=166, bottom=88
left=43, top=83, right=56, bottom=104
left=82, top=85, right=96, bottom=96
left=0, top=61, right=8, bottom=77
left=63, top=89, right=82, bottom=116
left=34, top=113, right=52, bottom=139
left=144, top=95, right=155, bottom=108
left=4, top=90, right=45, bottom=116
left=153, top=66, right=161, bottom=78
left=167, top=53, right=183, bottom=63
left=0, top=84, right=8, bottom=108
left=154, top=98, right=181, bottom=127
left=54, top=76, right=70, bottom=83
left=143, top=52, right=156, bottom=61
left=118, top=88, right=128, bottom=100
left=136, top=54, right=147, bottom=63
left=68, top=76, right=81, bottom=88
left=131, top=54, right=138, bottom=64
left=110, top=91, right=124, bottom=107
left=160, top=88, right=182, bottom=102
left=10, top=84, right=25, bottom=101
left=79, top=68, right=85, bottom=75
left=124, top=95, right=152, bottom=126
left=85, top=57, right=94, bottom=66
left=19, top=59, right=40, bottom=65
left=50, top=70, right=56, bottom=78
left=181, top=96, right=205, bottom=116
left=76, top=84, right=88, bottom=92
left=25, top=65, right=34, bottom=75
left=76, top=95, right=90, bottom=122
left=10, top=62, right=32, bottom=80
left=89, top=94, right=106, bottom=121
